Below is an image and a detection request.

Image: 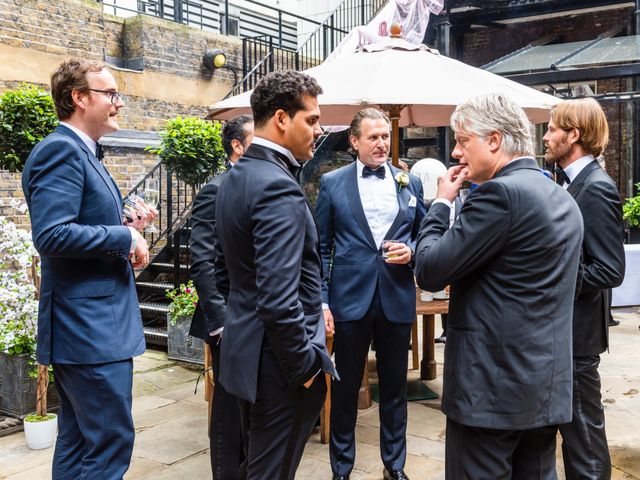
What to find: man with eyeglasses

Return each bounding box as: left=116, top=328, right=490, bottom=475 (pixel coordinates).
left=22, top=58, right=156, bottom=479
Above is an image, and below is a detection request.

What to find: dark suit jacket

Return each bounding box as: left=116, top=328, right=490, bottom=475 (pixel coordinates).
left=415, top=157, right=584, bottom=430
left=189, top=173, right=228, bottom=344
left=22, top=124, right=145, bottom=365
left=567, top=159, right=625, bottom=356
left=315, top=162, right=426, bottom=323
left=214, top=143, right=337, bottom=403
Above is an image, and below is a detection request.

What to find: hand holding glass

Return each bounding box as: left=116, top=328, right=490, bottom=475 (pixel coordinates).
left=382, top=240, right=400, bottom=260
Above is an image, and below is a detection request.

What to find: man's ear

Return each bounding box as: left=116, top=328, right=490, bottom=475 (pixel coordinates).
left=231, top=138, right=243, bottom=156
left=349, top=134, right=358, bottom=152
left=487, top=130, right=502, bottom=153
left=566, top=127, right=581, bottom=146
left=274, top=109, right=288, bottom=133
left=71, top=89, right=86, bottom=111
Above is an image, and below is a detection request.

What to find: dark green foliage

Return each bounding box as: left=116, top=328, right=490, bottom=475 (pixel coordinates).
left=623, top=183, right=640, bottom=227
left=0, top=84, right=58, bottom=173
left=147, top=116, right=226, bottom=187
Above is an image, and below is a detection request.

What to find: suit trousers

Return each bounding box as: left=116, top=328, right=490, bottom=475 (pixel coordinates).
left=209, top=339, right=245, bottom=479
left=238, top=348, right=326, bottom=480
left=330, top=290, right=412, bottom=475
left=52, top=360, right=134, bottom=480
left=560, top=355, right=611, bottom=480
left=445, top=418, right=558, bottom=480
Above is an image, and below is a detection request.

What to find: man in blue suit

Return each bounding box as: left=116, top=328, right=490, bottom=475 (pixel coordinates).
left=22, top=58, right=154, bottom=479
left=316, top=108, right=425, bottom=480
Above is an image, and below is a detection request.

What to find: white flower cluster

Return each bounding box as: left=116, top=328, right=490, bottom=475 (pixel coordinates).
left=0, top=200, right=39, bottom=356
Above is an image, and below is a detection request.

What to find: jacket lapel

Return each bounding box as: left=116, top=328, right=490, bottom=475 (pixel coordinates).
left=346, top=162, right=377, bottom=249
left=382, top=164, right=408, bottom=240
left=567, top=160, right=600, bottom=199
left=57, top=126, right=122, bottom=213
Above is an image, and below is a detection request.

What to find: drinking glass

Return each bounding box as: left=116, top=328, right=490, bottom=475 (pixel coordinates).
left=141, top=178, right=159, bottom=233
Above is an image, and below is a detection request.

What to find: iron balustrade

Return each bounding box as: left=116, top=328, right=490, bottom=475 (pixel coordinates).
left=126, top=161, right=195, bottom=254
left=232, top=0, right=387, bottom=98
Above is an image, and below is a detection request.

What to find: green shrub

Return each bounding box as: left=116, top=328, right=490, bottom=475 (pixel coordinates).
left=623, top=183, right=640, bottom=227
left=0, top=84, right=58, bottom=173
left=147, top=116, right=226, bottom=187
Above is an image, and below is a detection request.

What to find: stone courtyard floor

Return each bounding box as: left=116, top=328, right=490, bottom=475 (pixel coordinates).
left=1, top=309, right=639, bottom=479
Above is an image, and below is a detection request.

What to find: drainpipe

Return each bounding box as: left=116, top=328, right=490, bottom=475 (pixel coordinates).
left=634, top=0, right=640, bottom=195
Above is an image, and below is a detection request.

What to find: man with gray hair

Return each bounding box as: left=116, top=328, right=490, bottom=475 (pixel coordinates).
left=414, top=93, right=584, bottom=478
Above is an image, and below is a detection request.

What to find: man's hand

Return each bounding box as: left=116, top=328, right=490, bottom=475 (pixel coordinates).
left=436, top=165, right=468, bottom=203
left=124, top=197, right=159, bottom=231
left=323, top=308, right=335, bottom=335
left=383, top=242, right=412, bottom=265
left=130, top=234, right=150, bottom=268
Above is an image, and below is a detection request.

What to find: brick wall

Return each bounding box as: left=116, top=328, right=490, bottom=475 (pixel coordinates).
left=0, top=0, right=242, bottom=227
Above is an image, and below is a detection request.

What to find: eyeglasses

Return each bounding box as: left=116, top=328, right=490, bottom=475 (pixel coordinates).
left=88, top=89, right=123, bottom=105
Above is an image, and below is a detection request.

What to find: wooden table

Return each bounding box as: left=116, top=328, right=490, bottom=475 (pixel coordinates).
left=415, top=294, right=449, bottom=380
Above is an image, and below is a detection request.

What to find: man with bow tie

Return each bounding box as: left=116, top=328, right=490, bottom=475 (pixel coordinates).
left=544, top=98, right=625, bottom=480
left=22, top=58, right=156, bottom=479
left=316, top=108, right=425, bottom=480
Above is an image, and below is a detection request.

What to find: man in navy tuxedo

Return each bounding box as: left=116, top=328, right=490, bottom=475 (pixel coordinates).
left=316, top=108, right=426, bottom=480
left=189, top=114, right=253, bottom=479
left=22, top=58, right=155, bottom=479
left=214, top=71, right=337, bottom=480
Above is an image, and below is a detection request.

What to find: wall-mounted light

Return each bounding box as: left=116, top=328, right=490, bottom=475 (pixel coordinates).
left=203, top=49, right=227, bottom=71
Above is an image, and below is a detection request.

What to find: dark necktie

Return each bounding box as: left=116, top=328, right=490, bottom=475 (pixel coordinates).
left=362, top=165, right=385, bottom=179
left=95, top=143, right=104, bottom=162
left=554, top=166, right=570, bottom=185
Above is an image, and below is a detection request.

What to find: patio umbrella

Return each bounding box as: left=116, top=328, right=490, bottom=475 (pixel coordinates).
left=208, top=38, right=560, bottom=165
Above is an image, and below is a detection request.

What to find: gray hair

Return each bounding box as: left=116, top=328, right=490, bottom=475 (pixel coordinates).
left=450, top=93, right=534, bottom=157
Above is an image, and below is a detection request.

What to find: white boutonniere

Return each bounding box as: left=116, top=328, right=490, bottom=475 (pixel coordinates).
left=395, top=171, right=410, bottom=191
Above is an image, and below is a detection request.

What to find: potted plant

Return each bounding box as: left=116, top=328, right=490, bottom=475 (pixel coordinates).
left=165, top=281, right=204, bottom=364
left=0, top=83, right=58, bottom=173
left=622, top=182, right=640, bottom=244
left=23, top=364, right=57, bottom=450
left=146, top=116, right=226, bottom=195
left=0, top=201, right=58, bottom=418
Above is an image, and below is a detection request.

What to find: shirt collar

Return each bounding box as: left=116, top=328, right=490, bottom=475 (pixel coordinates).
left=564, top=155, right=594, bottom=183
left=356, top=158, right=390, bottom=178
left=251, top=136, right=300, bottom=169
left=59, top=122, right=99, bottom=157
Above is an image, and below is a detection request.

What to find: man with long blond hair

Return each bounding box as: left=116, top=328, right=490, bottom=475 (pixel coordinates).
left=544, top=97, right=625, bottom=480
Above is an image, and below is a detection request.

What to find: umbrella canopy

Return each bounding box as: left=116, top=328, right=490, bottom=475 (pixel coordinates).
left=209, top=39, right=558, bottom=126
left=208, top=38, right=559, bottom=164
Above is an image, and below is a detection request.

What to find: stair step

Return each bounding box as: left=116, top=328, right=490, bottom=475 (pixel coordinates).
left=143, top=325, right=168, bottom=346
left=137, top=281, right=173, bottom=291
left=149, top=262, right=189, bottom=272
left=140, top=301, right=171, bottom=313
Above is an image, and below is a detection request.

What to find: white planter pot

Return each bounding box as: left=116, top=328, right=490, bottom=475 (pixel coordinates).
left=23, top=414, right=57, bottom=450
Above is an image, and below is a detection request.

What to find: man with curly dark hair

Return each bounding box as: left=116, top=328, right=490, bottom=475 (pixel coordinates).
left=214, top=70, right=337, bottom=479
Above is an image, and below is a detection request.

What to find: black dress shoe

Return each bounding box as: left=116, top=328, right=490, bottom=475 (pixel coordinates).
left=383, top=468, right=410, bottom=480
left=434, top=336, right=446, bottom=344
left=609, top=318, right=620, bottom=327
left=332, top=475, right=349, bottom=480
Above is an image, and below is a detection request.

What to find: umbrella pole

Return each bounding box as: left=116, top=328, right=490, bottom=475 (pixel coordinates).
left=388, top=105, right=401, bottom=167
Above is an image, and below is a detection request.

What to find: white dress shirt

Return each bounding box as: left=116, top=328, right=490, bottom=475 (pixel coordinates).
left=60, top=122, right=137, bottom=253
left=563, top=155, right=595, bottom=189
left=356, top=160, right=399, bottom=249
left=251, top=136, right=300, bottom=168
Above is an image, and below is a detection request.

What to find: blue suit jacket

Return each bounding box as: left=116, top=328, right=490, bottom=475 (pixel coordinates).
left=316, top=162, right=425, bottom=324
left=22, top=125, right=145, bottom=365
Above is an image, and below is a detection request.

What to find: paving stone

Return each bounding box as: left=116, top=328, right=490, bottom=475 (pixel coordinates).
left=132, top=409, right=209, bottom=465
left=143, top=451, right=210, bottom=480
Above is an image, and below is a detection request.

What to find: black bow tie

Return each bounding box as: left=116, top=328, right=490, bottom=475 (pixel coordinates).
left=95, top=143, right=104, bottom=162
left=554, top=166, right=570, bottom=185
left=362, top=165, right=385, bottom=179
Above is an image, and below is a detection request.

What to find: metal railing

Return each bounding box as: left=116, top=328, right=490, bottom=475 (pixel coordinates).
left=233, top=0, right=388, bottom=97
left=127, top=161, right=195, bottom=253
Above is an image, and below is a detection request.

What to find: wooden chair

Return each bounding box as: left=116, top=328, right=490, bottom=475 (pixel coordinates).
left=320, top=331, right=333, bottom=444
